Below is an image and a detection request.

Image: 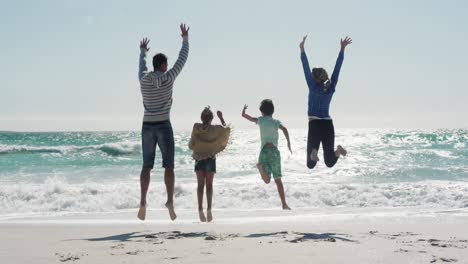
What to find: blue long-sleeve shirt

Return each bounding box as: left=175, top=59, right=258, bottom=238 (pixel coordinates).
left=301, top=51, right=344, bottom=119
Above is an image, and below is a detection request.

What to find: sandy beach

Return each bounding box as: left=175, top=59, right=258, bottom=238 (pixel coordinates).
left=1, top=208, right=467, bottom=263
left=2, top=0, right=468, bottom=263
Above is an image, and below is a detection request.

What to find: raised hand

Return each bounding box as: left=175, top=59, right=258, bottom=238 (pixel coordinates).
left=180, top=23, right=190, bottom=37
left=241, top=104, right=258, bottom=123
left=217, top=110, right=226, bottom=126
left=299, top=35, right=308, bottom=52
left=340, top=36, right=352, bottom=51
left=140, top=37, right=150, bottom=51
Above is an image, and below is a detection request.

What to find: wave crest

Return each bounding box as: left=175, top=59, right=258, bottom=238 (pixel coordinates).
left=0, top=141, right=141, bottom=156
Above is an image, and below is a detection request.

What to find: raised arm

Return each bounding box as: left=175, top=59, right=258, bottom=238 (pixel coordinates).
left=167, top=24, right=190, bottom=80
left=217, top=111, right=227, bottom=126
left=188, top=124, right=196, bottom=150
left=138, top=38, right=150, bottom=80
left=331, top=36, right=352, bottom=87
left=279, top=124, right=292, bottom=153
left=241, top=104, right=258, bottom=123
left=299, top=35, right=315, bottom=89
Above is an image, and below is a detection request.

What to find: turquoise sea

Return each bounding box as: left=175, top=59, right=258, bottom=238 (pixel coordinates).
left=0, top=129, right=467, bottom=218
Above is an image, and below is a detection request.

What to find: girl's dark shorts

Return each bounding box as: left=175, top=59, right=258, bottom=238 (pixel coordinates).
left=194, top=158, right=216, bottom=173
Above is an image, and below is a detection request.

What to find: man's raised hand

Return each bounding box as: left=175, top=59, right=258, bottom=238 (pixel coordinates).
left=140, top=37, right=150, bottom=51
left=299, top=35, right=308, bottom=52
left=340, top=36, right=352, bottom=51
left=180, top=23, right=190, bottom=37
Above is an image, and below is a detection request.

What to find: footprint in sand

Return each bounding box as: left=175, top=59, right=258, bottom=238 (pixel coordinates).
left=55, top=253, right=86, bottom=262
left=126, top=250, right=143, bottom=255
left=430, top=256, right=458, bottom=263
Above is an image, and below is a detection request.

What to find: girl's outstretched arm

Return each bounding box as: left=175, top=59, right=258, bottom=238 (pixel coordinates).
left=188, top=124, right=196, bottom=150
left=241, top=104, right=258, bottom=123
left=331, top=36, right=352, bottom=87
left=340, top=36, right=352, bottom=53
left=299, top=35, right=315, bottom=89
left=279, top=124, right=292, bottom=153
left=217, top=111, right=227, bottom=126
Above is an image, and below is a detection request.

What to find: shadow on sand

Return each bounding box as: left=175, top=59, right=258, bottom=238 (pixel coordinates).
left=72, top=231, right=214, bottom=242
left=245, top=231, right=355, bottom=243
left=73, top=230, right=354, bottom=243
left=67, top=232, right=147, bottom=242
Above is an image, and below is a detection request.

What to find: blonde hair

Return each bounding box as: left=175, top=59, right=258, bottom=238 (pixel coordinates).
left=200, top=106, right=213, bottom=125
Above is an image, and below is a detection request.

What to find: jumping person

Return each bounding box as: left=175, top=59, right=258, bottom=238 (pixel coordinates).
left=137, top=24, right=190, bottom=221
left=242, top=100, right=291, bottom=210
left=299, top=35, right=351, bottom=169
left=189, top=107, right=231, bottom=222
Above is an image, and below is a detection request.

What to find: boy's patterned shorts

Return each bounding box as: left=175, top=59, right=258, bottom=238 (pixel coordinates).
left=258, top=146, right=282, bottom=179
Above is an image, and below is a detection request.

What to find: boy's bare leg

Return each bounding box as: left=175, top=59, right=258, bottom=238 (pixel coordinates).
left=256, top=163, right=271, bottom=184
left=164, top=168, right=177, bottom=221
left=138, top=167, right=152, bottom=221
left=196, top=171, right=207, bottom=222
left=206, top=172, right=215, bottom=222
left=274, top=178, right=290, bottom=210
left=310, top=148, right=319, bottom=162
left=335, top=145, right=347, bottom=158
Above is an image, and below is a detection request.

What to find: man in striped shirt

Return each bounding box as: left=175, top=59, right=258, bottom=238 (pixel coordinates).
left=137, top=24, right=190, bottom=221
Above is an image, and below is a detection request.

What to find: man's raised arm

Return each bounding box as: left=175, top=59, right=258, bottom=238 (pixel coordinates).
left=138, top=38, right=150, bottom=80
left=167, top=24, right=190, bottom=80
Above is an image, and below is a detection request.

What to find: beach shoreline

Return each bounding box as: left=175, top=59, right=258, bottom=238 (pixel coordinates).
left=1, top=209, right=468, bottom=263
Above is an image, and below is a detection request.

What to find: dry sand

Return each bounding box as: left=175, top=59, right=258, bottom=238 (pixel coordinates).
left=1, top=209, right=467, bottom=263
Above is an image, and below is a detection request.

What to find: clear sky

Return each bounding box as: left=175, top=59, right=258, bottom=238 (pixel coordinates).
left=1, top=0, right=467, bottom=131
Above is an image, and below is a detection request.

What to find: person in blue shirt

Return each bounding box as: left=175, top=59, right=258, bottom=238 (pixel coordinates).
left=300, top=35, right=352, bottom=169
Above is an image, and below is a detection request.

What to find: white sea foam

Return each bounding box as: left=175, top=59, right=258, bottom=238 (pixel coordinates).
left=0, top=129, right=467, bottom=218
left=1, top=175, right=468, bottom=218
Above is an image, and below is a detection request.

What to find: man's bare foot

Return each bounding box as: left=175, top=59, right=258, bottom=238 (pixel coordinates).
left=310, top=148, right=319, bottom=162
left=207, top=209, right=213, bottom=222
left=256, top=163, right=271, bottom=184
left=199, top=210, right=207, bottom=222
left=137, top=204, right=146, bottom=221
left=336, top=145, right=347, bottom=157
left=165, top=202, right=177, bottom=221
left=282, top=204, right=291, bottom=210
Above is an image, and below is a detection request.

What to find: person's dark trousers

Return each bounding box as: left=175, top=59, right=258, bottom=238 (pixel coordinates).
left=306, top=119, right=338, bottom=169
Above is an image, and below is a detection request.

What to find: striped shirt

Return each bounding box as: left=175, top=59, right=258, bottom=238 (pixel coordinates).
left=138, top=37, right=189, bottom=122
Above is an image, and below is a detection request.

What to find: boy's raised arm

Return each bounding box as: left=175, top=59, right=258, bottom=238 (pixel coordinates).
left=241, top=104, right=258, bottom=123
left=138, top=38, right=150, bottom=80
left=280, top=124, right=292, bottom=153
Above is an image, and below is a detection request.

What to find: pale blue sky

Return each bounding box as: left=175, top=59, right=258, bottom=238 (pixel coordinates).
left=0, top=0, right=467, bottom=131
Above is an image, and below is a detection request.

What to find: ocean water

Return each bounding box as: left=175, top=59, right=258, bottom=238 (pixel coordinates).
left=0, top=129, right=467, bottom=218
